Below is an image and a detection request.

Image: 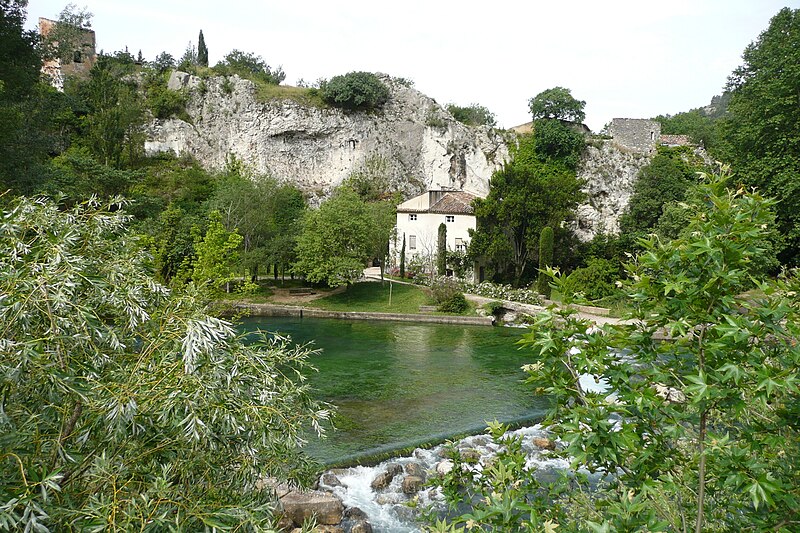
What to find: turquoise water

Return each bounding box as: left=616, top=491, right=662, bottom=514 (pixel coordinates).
left=238, top=317, right=548, bottom=465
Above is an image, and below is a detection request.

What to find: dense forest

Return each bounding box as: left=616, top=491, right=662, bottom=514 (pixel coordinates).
left=1, top=0, right=799, bottom=530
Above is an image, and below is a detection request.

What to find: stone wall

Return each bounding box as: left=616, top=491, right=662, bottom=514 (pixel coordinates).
left=611, top=118, right=660, bottom=153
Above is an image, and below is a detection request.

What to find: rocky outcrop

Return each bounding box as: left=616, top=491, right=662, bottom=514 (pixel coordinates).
left=146, top=72, right=509, bottom=200
left=147, top=71, right=656, bottom=239
left=573, top=141, right=653, bottom=241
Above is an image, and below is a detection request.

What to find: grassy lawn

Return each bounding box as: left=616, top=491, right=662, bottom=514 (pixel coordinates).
left=308, top=281, right=434, bottom=314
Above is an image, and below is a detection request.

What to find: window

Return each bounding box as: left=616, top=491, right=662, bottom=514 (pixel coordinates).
left=408, top=213, right=417, bottom=221
left=445, top=215, right=455, bottom=223
left=409, top=235, right=417, bottom=249
left=455, top=238, right=465, bottom=251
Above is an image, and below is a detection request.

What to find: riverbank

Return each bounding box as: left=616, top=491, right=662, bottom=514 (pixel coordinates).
left=227, top=302, right=494, bottom=326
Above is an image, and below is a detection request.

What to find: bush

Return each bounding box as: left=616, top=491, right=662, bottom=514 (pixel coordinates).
left=212, top=49, right=285, bottom=85
left=146, top=81, right=187, bottom=119
left=321, top=71, right=390, bottom=111
left=461, top=281, right=542, bottom=305
left=532, top=119, right=586, bottom=169
left=560, top=257, right=619, bottom=301
left=437, top=292, right=468, bottom=313
left=446, top=103, right=496, bottom=127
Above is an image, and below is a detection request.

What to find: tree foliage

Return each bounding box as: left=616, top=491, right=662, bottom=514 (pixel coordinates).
left=536, top=226, right=553, bottom=297
left=293, top=188, right=374, bottom=286
left=446, top=103, right=496, bottom=127
left=532, top=118, right=585, bottom=169
left=321, top=71, right=390, bottom=111
left=528, top=86, right=586, bottom=123
left=470, top=135, right=585, bottom=286
left=210, top=173, right=305, bottom=281
left=619, top=146, right=703, bottom=234
left=197, top=29, right=208, bottom=67
left=437, top=223, right=447, bottom=275
left=718, top=7, right=800, bottom=266
left=213, top=49, right=285, bottom=85
left=0, top=196, right=330, bottom=531
left=436, top=172, right=800, bottom=531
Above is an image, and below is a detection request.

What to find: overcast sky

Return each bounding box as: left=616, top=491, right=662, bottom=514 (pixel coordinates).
left=25, top=0, right=800, bottom=131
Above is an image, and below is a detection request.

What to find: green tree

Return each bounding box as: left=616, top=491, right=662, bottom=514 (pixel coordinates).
left=470, top=135, right=585, bottom=286
left=718, top=7, right=800, bottom=266
left=197, top=29, right=208, bottom=67
left=446, top=103, right=496, bottom=127
left=537, top=226, right=553, bottom=297
left=532, top=118, right=585, bottom=169
left=654, top=108, right=721, bottom=151
left=293, top=188, right=373, bottom=286
left=191, top=210, right=243, bottom=292
left=528, top=86, right=586, bottom=123
left=213, top=49, right=285, bottom=85
left=0, top=0, right=40, bottom=101
left=210, top=173, right=305, bottom=282
left=400, top=234, right=406, bottom=278
left=437, top=222, right=447, bottom=275
left=0, top=196, right=330, bottom=531
left=619, top=146, right=703, bottom=234
left=435, top=172, right=800, bottom=531
left=321, top=71, right=390, bottom=111
left=75, top=55, right=146, bottom=168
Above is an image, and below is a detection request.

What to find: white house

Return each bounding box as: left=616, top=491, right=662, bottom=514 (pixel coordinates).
left=394, top=189, right=480, bottom=268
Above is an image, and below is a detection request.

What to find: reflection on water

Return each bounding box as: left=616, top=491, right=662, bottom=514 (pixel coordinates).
left=238, top=317, right=548, bottom=465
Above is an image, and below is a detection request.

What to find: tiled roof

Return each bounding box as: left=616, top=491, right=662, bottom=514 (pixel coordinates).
left=429, top=191, right=478, bottom=214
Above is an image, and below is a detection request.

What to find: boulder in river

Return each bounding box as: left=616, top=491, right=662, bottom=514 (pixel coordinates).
left=531, top=436, right=556, bottom=451
left=404, top=461, right=426, bottom=480
left=280, top=489, right=343, bottom=526
left=370, top=463, right=403, bottom=491
left=402, top=475, right=425, bottom=494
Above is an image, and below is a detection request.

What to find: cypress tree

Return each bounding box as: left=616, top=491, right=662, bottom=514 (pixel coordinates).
left=537, top=226, right=554, bottom=298
left=197, top=30, right=208, bottom=67
left=399, top=235, right=406, bottom=278
left=437, top=223, right=447, bottom=276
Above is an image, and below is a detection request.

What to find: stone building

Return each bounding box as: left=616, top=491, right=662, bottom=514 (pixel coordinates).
left=394, top=189, right=480, bottom=269
left=38, top=17, right=97, bottom=90
left=610, top=118, right=660, bottom=153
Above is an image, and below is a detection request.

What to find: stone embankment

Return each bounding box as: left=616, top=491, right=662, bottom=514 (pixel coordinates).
left=229, top=302, right=494, bottom=326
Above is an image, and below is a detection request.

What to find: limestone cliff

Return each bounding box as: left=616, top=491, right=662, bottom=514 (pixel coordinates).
left=145, top=72, right=508, bottom=200
left=573, top=141, right=653, bottom=240
left=144, top=71, right=651, bottom=240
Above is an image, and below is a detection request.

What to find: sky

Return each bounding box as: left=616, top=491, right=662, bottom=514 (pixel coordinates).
left=24, top=0, right=800, bottom=131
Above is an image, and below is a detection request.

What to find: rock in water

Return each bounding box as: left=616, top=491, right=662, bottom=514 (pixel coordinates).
left=402, top=475, right=425, bottom=494
left=280, top=490, right=343, bottom=526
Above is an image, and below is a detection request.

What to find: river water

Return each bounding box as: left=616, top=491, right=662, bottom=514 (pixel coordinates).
left=238, top=316, right=549, bottom=465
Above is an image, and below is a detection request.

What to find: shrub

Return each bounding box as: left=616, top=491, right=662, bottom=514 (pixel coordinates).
left=146, top=82, right=188, bottom=119
left=321, top=71, right=390, bottom=111
left=213, top=49, right=285, bottom=85
left=461, top=281, right=542, bottom=305
left=560, top=257, right=619, bottom=301
left=437, top=292, right=468, bottom=313
left=446, top=103, right=496, bottom=127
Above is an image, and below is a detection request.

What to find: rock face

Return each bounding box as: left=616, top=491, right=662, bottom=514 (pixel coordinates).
left=573, top=141, right=653, bottom=241
left=146, top=72, right=509, bottom=200
left=146, top=72, right=653, bottom=239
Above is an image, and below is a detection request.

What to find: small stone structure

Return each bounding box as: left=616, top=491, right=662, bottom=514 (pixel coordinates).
left=38, top=17, right=97, bottom=90
left=610, top=118, right=660, bottom=153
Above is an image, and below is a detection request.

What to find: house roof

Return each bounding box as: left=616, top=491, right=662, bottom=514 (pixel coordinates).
left=429, top=191, right=478, bottom=214
left=397, top=190, right=479, bottom=215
